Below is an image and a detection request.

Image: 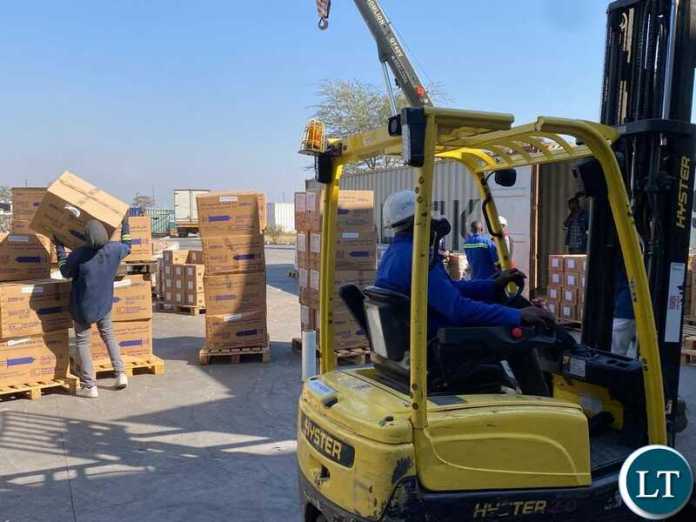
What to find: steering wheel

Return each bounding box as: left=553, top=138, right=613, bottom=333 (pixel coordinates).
left=503, top=276, right=525, bottom=306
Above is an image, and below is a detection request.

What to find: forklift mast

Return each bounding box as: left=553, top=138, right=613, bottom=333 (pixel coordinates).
left=316, top=0, right=433, bottom=110
left=583, top=0, right=696, bottom=442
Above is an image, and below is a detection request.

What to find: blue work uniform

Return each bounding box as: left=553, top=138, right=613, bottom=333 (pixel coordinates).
left=462, top=232, right=499, bottom=280
left=375, top=233, right=521, bottom=335
left=58, top=241, right=131, bottom=325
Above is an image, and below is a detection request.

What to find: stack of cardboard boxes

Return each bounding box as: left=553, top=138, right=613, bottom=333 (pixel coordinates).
left=123, top=216, right=153, bottom=263
left=90, top=273, right=156, bottom=369
left=159, top=249, right=206, bottom=310
left=0, top=280, right=75, bottom=395
left=198, top=192, right=268, bottom=356
left=295, top=190, right=377, bottom=354
left=0, top=184, right=79, bottom=395
left=546, top=254, right=587, bottom=323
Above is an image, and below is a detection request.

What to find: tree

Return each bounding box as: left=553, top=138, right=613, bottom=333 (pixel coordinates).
left=0, top=185, right=11, bottom=202
left=132, top=193, right=155, bottom=210
left=312, top=79, right=447, bottom=170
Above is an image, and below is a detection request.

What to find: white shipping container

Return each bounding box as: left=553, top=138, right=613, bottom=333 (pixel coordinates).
left=266, top=202, right=295, bottom=232
left=174, top=189, right=210, bottom=224
left=335, top=160, right=533, bottom=287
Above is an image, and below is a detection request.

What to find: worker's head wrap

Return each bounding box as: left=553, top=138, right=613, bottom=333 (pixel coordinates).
left=85, top=220, right=109, bottom=249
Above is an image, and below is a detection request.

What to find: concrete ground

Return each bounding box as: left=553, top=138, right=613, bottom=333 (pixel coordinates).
left=0, top=248, right=301, bottom=522
left=0, top=246, right=695, bottom=522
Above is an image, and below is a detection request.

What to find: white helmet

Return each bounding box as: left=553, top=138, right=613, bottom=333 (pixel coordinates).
left=383, top=190, right=416, bottom=231
left=499, top=215, right=508, bottom=227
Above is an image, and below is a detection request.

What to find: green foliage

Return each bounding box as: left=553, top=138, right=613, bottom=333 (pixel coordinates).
left=132, top=193, right=155, bottom=209
left=0, top=185, right=11, bottom=202
left=312, top=79, right=447, bottom=171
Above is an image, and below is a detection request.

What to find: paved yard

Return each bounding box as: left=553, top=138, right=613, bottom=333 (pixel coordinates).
left=0, top=247, right=694, bottom=521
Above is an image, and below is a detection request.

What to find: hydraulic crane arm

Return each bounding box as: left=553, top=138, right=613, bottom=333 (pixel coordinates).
left=316, top=0, right=432, bottom=109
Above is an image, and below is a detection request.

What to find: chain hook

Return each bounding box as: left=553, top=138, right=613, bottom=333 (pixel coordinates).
left=318, top=17, right=329, bottom=30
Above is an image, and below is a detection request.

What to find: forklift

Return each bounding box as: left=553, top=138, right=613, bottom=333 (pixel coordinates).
left=297, top=1, right=695, bottom=520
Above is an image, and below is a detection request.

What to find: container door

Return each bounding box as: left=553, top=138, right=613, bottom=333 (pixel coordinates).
left=174, top=190, right=191, bottom=223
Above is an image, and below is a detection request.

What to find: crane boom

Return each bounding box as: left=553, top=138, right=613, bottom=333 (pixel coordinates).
left=316, top=0, right=433, bottom=108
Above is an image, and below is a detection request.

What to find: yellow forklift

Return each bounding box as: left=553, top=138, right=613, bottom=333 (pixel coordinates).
left=297, top=1, right=695, bottom=521
left=299, top=106, right=670, bottom=521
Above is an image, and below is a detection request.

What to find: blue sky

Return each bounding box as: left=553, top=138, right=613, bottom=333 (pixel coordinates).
left=0, top=1, right=670, bottom=206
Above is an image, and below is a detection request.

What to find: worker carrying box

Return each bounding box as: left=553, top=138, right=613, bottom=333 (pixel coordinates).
left=55, top=219, right=132, bottom=398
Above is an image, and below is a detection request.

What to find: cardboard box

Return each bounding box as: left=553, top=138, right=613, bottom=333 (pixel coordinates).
left=185, top=264, right=205, bottom=286
left=201, top=235, right=265, bottom=275
left=205, top=313, right=267, bottom=348
left=565, top=272, right=582, bottom=289
left=316, top=308, right=368, bottom=350
left=562, top=288, right=578, bottom=305
left=0, top=280, right=72, bottom=338
left=548, top=271, right=564, bottom=287
left=309, top=227, right=377, bottom=270
left=163, top=249, right=190, bottom=266
left=306, top=191, right=321, bottom=232
left=30, top=171, right=128, bottom=250
left=564, top=255, right=587, bottom=274
left=295, top=192, right=307, bottom=231
left=203, top=272, right=266, bottom=315
left=296, top=232, right=309, bottom=269
left=124, top=216, right=153, bottom=262
left=90, top=320, right=152, bottom=362
left=298, top=268, right=309, bottom=303
left=548, top=255, right=565, bottom=272
left=545, top=300, right=561, bottom=317
left=547, top=286, right=562, bottom=302
left=560, top=303, right=577, bottom=321
left=0, top=330, right=70, bottom=386
left=307, top=190, right=374, bottom=232
left=0, top=233, right=51, bottom=282
left=112, top=275, right=152, bottom=322
left=301, top=304, right=315, bottom=332
left=303, top=269, right=376, bottom=308
left=197, top=192, right=263, bottom=238
left=188, top=250, right=204, bottom=265
left=185, top=290, right=206, bottom=307
left=12, top=187, right=46, bottom=224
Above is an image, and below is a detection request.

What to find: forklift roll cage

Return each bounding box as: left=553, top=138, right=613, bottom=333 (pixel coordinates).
left=316, top=106, right=667, bottom=445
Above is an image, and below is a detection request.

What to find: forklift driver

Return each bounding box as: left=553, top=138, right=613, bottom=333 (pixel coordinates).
left=376, top=191, right=554, bottom=334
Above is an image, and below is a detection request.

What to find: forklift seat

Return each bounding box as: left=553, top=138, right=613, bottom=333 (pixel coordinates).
left=341, top=284, right=550, bottom=395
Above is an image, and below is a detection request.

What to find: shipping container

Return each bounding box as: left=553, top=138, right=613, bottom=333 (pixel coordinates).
left=145, top=208, right=175, bottom=236
left=266, top=202, right=295, bottom=232
left=173, top=189, right=209, bottom=237
left=308, top=159, right=583, bottom=295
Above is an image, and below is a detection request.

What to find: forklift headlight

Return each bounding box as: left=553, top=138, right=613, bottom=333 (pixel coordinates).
left=400, top=108, right=426, bottom=167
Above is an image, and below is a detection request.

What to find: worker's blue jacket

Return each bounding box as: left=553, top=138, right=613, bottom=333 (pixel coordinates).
left=58, top=241, right=131, bottom=325
left=462, top=232, right=499, bottom=280
left=376, top=233, right=521, bottom=335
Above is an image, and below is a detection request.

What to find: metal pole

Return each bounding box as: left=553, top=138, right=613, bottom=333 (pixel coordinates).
left=381, top=62, right=398, bottom=116
left=662, top=0, right=679, bottom=119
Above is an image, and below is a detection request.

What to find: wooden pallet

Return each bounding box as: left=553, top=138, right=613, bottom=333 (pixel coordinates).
left=291, top=337, right=370, bottom=365
left=156, top=302, right=205, bottom=316
left=681, top=349, right=696, bottom=366
left=72, top=355, right=165, bottom=378
left=0, top=376, right=79, bottom=401
left=123, top=260, right=158, bottom=275
left=199, top=345, right=271, bottom=365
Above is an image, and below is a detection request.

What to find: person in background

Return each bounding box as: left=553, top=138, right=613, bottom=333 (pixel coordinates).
left=55, top=219, right=132, bottom=398
left=463, top=220, right=499, bottom=280
left=499, top=215, right=514, bottom=263
left=564, top=197, right=589, bottom=254
left=376, top=191, right=554, bottom=333
left=612, top=262, right=636, bottom=358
